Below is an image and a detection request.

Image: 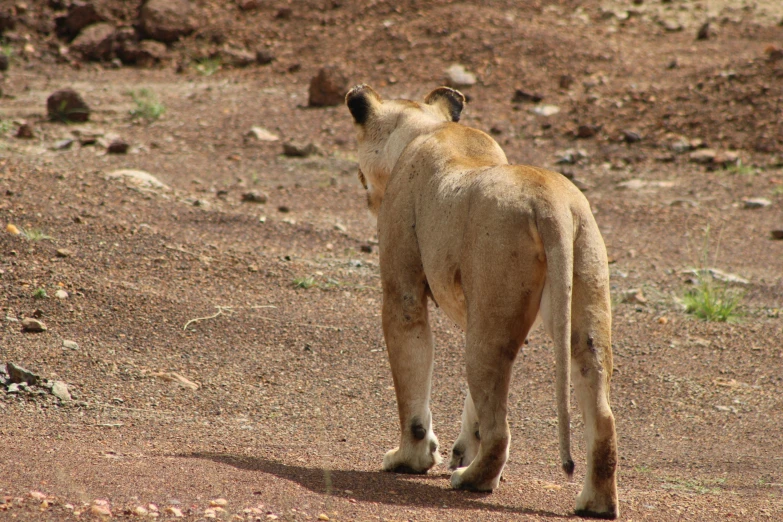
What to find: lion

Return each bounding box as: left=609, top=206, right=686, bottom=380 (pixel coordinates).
left=345, top=85, right=619, bottom=519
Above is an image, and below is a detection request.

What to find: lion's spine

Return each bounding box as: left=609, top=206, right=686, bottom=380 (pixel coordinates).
left=538, top=205, right=575, bottom=478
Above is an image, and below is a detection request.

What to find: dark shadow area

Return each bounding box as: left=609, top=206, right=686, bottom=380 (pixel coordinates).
left=179, top=452, right=572, bottom=518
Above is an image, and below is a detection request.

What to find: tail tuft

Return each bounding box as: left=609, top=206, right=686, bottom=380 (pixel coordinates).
left=562, top=459, right=575, bottom=479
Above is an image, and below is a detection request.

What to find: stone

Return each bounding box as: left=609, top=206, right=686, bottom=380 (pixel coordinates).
left=21, top=318, right=47, bottom=333
left=220, top=47, right=255, bottom=67
left=209, top=499, right=228, bottom=507
left=245, top=127, right=279, bottom=142
left=90, top=502, right=112, bottom=518
left=241, top=191, right=267, bottom=203
left=106, top=169, right=169, bottom=189
left=282, top=141, right=318, bottom=157
left=696, top=22, right=712, bottom=40
left=237, top=0, right=262, bottom=10
left=118, top=39, right=168, bottom=66
left=0, top=54, right=8, bottom=72
left=622, top=289, right=647, bottom=305
left=576, top=124, right=600, bottom=139
left=7, top=362, right=40, bottom=385
left=56, top=248, right=74, bottom=258
left=771, top=230, right=783, bottom=240
left=71, top=23, right=115, bottom=61
left=688, top=148, right=716, bottom=164
left=54, top=138, right=75, bottom=150
left=445, top=64, right=476, bottom=88
left=15, top=123, right=33, bottom=139
left=559, top=74, right=574, bottom=89
left=531, top=104, right=560, bottom=116
left=47, top=89, right=90, bottom=122
left=743, top=198, right=771, bottom=209
left=255, top=48, right=275, bottom=65
left=55, top=289, right=69, bottom=299
left=166, top=507, right=184, bottom=517
left=308, top=65, right=349, bottom=107
left=107, top=137, right=129, bottom=154
left=511, top=89, right=542, bottom=103
left=140, top=0, right=196, bottom=43
left=51, top=381, right=72, bottom=401
left=623, top=130, right=642, bottom=143
left=713, top=151, right=739, bottom=167
left=63, top=340, right=79, bottom=350
left=58, top=1, right=107, bottom=38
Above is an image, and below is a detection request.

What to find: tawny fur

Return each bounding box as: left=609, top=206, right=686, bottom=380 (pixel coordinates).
left=346, top=85, right=619, bottom=519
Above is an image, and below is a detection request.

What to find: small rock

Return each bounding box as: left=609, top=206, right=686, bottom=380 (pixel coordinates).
left=7, top=362, right=40, bottom=385
left=771, top=230, right=783, bottom=240
left=688, top=148, right=716, bottom=164
left=623, top=130, right=642, bottom=143
left=245, top=127, right=279, bottom=142
left=661, top=19, right=682, bottom=32
left=165, top=507, right=184, bottom=517
left=107, top=138, right=129, bottom=154
left=117, top=39, right=168, bottom=67
left=106, top=169, right=169, bottom=189
left=132, top=506, right=149, bottom=516
left=6, top=223, right=21, bottom=235
left=622, top=289, right=647, bottom=305
left=714, top=405, right=731, bottom=412
left=63, top=340, right=79, bottom=350
left=277, top=205, right=290, bottom=213
left=511, top=89, right=542, bottom=103
left=54, top=138, right=75, bottom=150
left=209, top=499, right=228, bottom=507
left=360, top=244, right=373, bottom=253
left=21, top=318, right=47, bottom=333
left=220, top=47, right=255, bottom=67
left=765, top=45, right=783, bottom=62
left=56, top=248, right=74, bottom=258
left=445, top=64, right=476, bottom=88
left=241, top=191, right=268, bottom=203
left=696, top=21, right=712, bottom=40
left=140, top=0, right=196, bottom=43
left=275, top=7, right=293, bottom=19
left=282, top=141, right=318, bottom=157
left=558, top=74, right=574, bottom=89
left=47, top=89, right=90, bottom=123
left=237, top=0, right=262, bottom=10
left=0, top=54, right=8, bottom=72
left=743, top=198, right=771, bottom=209
left=713, top=150, right=739, bottom=167
left=531, top=104, right=560, bottom=117
left=54, top=289, right=69, bottom=300
left=576, top=124, right=600, bottom=139
left=7, top=383, right=21, bottom=394
left=334, top=223, right=347, bottom=232
left=90, top=503, right=112, bottom=518
left=255, top=48, right=275, bottom=65
left=308, top=65, right=349, bottom=107
left=70, top=22, right=115, bottom=61
left=52, top=381, right=72, bottom=401
left=15, top=123, right=34, bottom=139
left=318, top=515, right=330, bottom=521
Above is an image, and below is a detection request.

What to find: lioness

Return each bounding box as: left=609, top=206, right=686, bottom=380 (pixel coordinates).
left=346, top=85, right=618, bottom=519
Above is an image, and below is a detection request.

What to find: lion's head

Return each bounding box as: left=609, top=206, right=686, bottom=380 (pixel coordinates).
left=345, top=85, right=465, bottom=215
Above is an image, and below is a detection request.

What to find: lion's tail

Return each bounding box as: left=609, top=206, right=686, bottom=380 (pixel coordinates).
left=539, top=207, right=575, bottom=478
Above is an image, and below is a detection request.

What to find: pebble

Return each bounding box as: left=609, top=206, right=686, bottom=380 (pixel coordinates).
left=54, top=139, right=75, bottom=150
left=63, top=340, right=79, bottom=350
left=282, top=141, right=318, bottom=157
left=256, top=49, right=275, bottom=65
left=47, top=89, right=90, bottom=122
left=16, top=123, right=34, bottom=139
left=622, top=289, right=647, bottom=305
left=56, top=248, right=74, bottom=257
left=308, top=65, right=349, bottom=107
left=21, top=318, right=47, bottom=332
left=511, top=89, right=542, bottom=103
left=771, top=230, right=783, bottom=240
left=688, top=149, right=716, bottom=164
left=52, top=381, right=72, bottom=401
left=623, top=130, right=642, bottom=143
left=55, top=289, right=69, bottom=300
left=245, top=127, right=279, bottom=142
left=0, top=54, right=7, bottom=72
left=107, top=138, right=129, bottom=154
left=334, top=223, right=347, bottom=232
left=318, top=515, right=330, bottom=521
left=241, top=191, right=268, bottom=204
left=6, top=224, right=20, bottom=235
left=106, top=169, right=169, bottom=190
left=576, top=124, right=600, bottom=139
left=209, top=499, right=228, bottom=507
left=132, top=506, right=149, bottom=516
left=742, top=198, right=771, bottom=209
left=445, top=64, right=476, bottom=88
left=90, top=503, right=112, bottom=517
left=531, top=104, right=560, bottom=116
left=165, top=507, right=184, bottom=517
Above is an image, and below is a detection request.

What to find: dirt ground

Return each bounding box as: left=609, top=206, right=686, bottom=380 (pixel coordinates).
left=1, top=1, right=783, bottom=520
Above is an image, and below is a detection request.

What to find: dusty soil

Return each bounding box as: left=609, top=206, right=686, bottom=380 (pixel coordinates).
left=1, top=1, right=783, bottom=520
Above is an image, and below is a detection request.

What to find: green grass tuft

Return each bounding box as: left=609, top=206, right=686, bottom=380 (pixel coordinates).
left=293, top=276, right=317, bottom=289
left=33, top=287, right=48, bottom=299
left=683, top=278, right=742, bottom=322
left=194, top=57, right=222, bottom=76
left=129, top=89, right=166, bottom=121
left=21, top=228, right=53, bottom=241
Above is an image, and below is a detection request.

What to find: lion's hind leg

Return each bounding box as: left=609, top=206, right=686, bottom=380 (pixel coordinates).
left=449, top=390, right=480, bottom=470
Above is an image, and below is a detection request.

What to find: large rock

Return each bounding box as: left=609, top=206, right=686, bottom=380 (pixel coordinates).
left=47, top=89, right=90, bottom=122
left=71, top=23, right=115, bottom=61
left=57, top=1, right=107, bottom=39
left=308, top=65, right=349, bottom=107
left=140, top=0, right=196, bottom=43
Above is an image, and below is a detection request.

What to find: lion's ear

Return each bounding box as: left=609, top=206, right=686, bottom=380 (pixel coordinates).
left=424, top=86, right=465, bottom=122
left=346, top=84, right=382, bottom=125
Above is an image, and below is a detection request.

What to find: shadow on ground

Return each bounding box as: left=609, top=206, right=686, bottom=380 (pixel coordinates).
left=180, top=452, right=571, bottom=518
